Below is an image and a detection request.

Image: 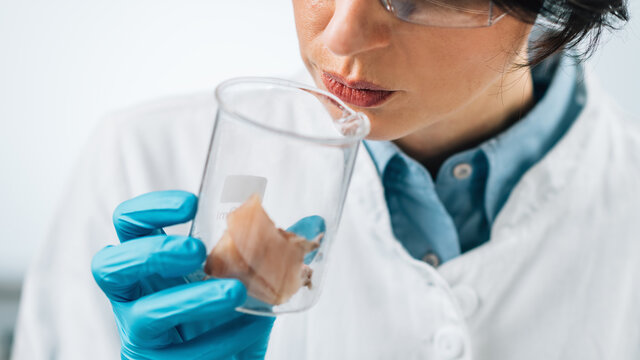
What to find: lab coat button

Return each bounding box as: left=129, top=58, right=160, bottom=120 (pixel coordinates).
left=421, top=251, right=440, bottom=267
left=434, top=327, right=465, bottom=359
left=453, top=163, right=472, bottom=180
left=452, top=285, right=479, bottom=318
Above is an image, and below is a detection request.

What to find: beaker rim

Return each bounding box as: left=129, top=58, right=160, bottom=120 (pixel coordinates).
left=215, top=77, right=371, bottom=147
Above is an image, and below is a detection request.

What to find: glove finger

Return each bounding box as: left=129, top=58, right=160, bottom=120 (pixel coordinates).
left=174, top=309, right=245, bottom=343
left=113, top=190, right=197, bottom=242
left=287, top=215, right=325, bottom=264
left=92, top=235, right=205, bottom=302
left=136, top=314, right=275, bottom=360
left=123, top=279, right=248, bottom=337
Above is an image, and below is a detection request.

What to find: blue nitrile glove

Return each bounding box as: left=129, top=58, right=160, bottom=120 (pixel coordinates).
left=92, top=190, right=324, bottom=360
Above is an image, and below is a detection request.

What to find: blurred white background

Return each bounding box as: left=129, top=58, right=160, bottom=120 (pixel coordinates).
left=0, top=0, right=638, bottom=358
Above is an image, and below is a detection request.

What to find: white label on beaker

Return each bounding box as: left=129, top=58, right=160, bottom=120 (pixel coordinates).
left=216, top=175, right=267, bottom=220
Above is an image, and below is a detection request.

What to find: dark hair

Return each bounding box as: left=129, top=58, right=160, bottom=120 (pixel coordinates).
left=493, top=0, right=630, bottom=65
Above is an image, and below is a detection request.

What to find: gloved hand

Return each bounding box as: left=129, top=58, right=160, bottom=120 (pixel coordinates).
left=92, top=190, right=280, bottom=359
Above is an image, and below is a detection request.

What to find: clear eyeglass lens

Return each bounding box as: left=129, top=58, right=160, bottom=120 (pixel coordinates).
left=381, top=0, right=504, bottom=28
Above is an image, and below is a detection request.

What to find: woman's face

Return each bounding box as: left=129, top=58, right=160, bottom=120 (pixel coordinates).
left=292, top=0, right=533, bottom=140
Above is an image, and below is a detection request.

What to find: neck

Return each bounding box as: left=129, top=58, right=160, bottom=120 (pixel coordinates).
left=394, top=66, right=535, bottom=176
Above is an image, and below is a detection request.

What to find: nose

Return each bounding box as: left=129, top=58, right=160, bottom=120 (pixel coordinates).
left=322, top=0, right=392, bottom=57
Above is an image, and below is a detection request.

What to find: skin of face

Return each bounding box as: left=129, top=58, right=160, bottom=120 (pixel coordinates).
left=292, top=0, right=535, bottom=170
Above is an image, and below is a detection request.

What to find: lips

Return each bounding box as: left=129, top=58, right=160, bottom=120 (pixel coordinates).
left=321, top=72, right=395, bottom=108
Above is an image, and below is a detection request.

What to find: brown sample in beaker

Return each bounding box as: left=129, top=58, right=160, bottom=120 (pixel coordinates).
left=205, top=194, right=322, bottom=305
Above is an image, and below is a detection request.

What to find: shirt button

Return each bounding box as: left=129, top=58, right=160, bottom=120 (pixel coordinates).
left=434, top=326, right=466, bottom=359
left=452, top=285, right=480, bottom=318
left=452, top=163, right=472, bottom=180
left=421, top=251, right=440, bottom=268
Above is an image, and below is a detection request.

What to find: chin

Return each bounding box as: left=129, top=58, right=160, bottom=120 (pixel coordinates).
left=362, top=120, right=405, bottom=141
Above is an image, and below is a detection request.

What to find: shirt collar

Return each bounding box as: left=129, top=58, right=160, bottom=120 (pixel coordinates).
left=478, top=54, right=585, bottom=222
left=362, top=139, right=403, bottom=178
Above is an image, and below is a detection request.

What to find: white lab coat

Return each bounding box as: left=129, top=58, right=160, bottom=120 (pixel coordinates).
left=11, top=68, right=640, bottom=360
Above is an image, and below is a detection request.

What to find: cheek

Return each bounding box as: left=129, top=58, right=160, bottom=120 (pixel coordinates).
left=398, top=19, right=529, bottom=114
left=292, top=0, right=332, bottom=54
left=363, top=21, right=529, bottom=140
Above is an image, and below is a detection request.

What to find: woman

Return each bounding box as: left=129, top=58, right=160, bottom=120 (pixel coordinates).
left=12, top=0, right=635, bottom=359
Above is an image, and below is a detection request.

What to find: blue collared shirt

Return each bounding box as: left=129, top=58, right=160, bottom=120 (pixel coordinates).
left=363, top=53, right=586, bottom=265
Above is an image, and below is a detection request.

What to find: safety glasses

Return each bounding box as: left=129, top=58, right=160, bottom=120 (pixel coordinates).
left=379, top=0, right=507, bottom=28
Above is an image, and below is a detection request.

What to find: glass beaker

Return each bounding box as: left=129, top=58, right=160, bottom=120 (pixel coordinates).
left=187, top=77, right=370, bottom=316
